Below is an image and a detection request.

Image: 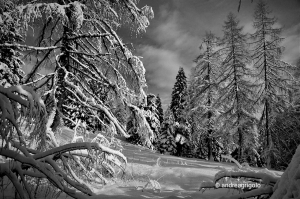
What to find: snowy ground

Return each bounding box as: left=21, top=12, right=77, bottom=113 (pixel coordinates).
left=1, top=128, right=284, bottom=199
left=85, top=139, right=283, bottom=199
left=87, top=142, right=239, bottom=199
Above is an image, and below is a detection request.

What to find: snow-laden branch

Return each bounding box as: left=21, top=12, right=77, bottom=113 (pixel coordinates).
left=0, top=43, right=60, bottom=51
left=23, top=73, right=56, bottom=86
left=67, top=50, right=110, bottom=57
left=67, top=33, right=110, bottom=41
left=32, top=142, right=127, bottom=163
left=221, top=155, right=242, bottom=168
left=214, top=168, right=280, bottom=185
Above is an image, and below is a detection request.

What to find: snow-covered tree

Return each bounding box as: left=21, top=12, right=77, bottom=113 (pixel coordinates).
left=187, top=32, right=222, bottom=161
left=145, top=94, right=161, bottom=140
left=126, top=94, right=161, bottom=149
left=251, top=0, right=295, bottom=168
left=0, top=0, right=24, bottom=87
left=0, top=0, right=154, bottom=198
left=16, top=0, right=154, bottom=138
left=173, top=121, right=191, bottom=157
left=164, top=105, right=175, bottom=128
left=170, top=67, right=187, bottom=122
left=156, top=106, right=177, bottom=154
left=216, top=13, right=257, bottom=162
left=126, top=103, right=155, bottom=149
left=156, top=122, right=177, bottom=155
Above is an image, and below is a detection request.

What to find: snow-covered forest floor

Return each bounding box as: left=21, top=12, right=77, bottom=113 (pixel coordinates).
left=1, top=127, right=283, bottom=199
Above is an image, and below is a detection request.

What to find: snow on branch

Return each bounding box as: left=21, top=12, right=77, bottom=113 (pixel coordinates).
left=32, top=142, right=127, bottom=163
left=23, top=73, right=55, bottom=86
left=67, top=50, right=111, bottom=57
left=0, top=85, right=47, bottom=145
left=127, top=103, right=155, bottom=149
left=221, top=155, right=243, bottom=168
left=214, top=168, right=280, bottom=185
left=17, top=2, right=85, bottom=30
left=67, top=33, right=110, bottom=41
left=0, top=43, right=60, bottom=51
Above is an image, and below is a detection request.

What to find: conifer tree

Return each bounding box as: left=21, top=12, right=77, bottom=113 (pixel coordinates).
left=170, top=67, right=187, bottom=122
left=156, top=94, right=164, bottom=125
left=216, top=13, right=256, bottom=162
left=0, top=0, right=24, bottom=87
left=187, top=32, right=222, bottom=160
left=251, top=0, right=294, bottom=168
left=156, top=105, right=177, bottom=154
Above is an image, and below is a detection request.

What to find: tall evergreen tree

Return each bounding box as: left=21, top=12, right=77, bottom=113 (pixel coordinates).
left=187, top=32, right=222, bottom=161
left=170, top=67, right=187, bottom=122
left=156, top=94, right=164, bottom=125
left=216, top=13, right=256, bottom=162
left=251, top=0, right=294, bottom=168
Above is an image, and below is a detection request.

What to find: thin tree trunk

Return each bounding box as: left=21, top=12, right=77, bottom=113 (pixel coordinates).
left=207, top=50, right=213, bottom=161
left=232, top=44, right=243, bottom=163
left=263, top=31, right=271, bottom=168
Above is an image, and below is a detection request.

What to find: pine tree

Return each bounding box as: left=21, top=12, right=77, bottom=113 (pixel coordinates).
left=156, top=122, right=177, bottom=155
left=187, top=32, right=222, bottom=161
left=251, top=0, right=294, bottom=168
left=0, top=0, right=24, bottom=87
left=156, top=94, right=164, bottom=125
left=164, top=105, right=175, bottom=127
left=170, top=67, right=187, bottom=122
left=216, top=13, right=256, bottom=162
left=156, top=105, right=177, bottom=154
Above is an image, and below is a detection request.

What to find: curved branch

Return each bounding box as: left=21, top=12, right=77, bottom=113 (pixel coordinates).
left=32, top=142, right=127, bottom=163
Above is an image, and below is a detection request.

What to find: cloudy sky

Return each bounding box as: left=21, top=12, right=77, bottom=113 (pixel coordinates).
left=120, top=0, right=300, bottom=110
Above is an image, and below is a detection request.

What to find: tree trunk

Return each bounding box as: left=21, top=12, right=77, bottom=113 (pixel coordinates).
left=207, top=50, right=213, bottom=161
left=238, top=127, right=243, bottom=163
left=51, top=26, right=71, bottom=132
left=176, top=142, right=182, bottom=157
left=207, top=122, right=213, bottom=161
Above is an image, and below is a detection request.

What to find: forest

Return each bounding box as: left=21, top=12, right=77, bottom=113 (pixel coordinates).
left=0, top=0, right=299, bottom=199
